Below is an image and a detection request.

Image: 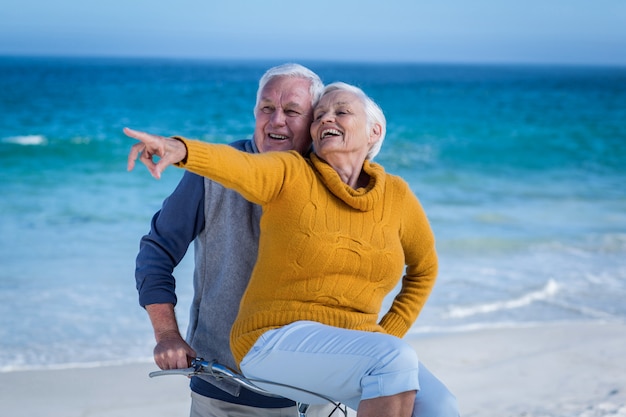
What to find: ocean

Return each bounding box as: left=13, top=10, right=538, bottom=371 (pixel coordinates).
left=1, top=56, right=625, bottom=372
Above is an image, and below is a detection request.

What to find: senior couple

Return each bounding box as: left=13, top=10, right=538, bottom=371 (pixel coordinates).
left=130, top=63, right=459, bottom=417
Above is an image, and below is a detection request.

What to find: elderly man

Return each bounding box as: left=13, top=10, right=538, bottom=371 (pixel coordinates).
left=135, top=63, right=348, bottom=416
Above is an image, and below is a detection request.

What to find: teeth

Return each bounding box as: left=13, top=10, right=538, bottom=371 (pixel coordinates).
left=269, top=133, right=288, bottom=140
left=321, top=129, right=341, bottom=139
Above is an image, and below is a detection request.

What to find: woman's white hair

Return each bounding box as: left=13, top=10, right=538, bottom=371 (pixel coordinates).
left=255, top=63, right=324, bottom=115
left=321, top=82, right=387, bottom=160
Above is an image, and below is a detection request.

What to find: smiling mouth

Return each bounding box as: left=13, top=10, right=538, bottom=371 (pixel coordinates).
left=321, top=129, right=341, bottom=140
left=268, top=133, right=289, bottom=141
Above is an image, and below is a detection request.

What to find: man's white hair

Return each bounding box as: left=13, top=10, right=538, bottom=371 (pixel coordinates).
left=255, top=63, right=324, bottom=115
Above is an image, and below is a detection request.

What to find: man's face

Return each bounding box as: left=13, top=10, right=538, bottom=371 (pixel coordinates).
left=253, top=76, right=314, bottom=154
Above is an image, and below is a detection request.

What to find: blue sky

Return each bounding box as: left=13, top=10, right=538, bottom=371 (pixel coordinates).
left=1, top=0, right=625, bottom=65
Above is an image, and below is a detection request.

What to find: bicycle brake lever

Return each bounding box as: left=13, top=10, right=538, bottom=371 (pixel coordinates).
left=149, top=366, right=197, bottom=378
left=149, top=357, right=208, bottom=378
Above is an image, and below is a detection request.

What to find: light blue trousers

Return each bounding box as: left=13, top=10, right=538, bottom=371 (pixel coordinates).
left=240, top=321, right=459, bottom=417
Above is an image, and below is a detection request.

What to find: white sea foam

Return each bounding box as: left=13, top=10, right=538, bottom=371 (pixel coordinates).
left=409, top=318, right=622, bottom=337
left=545, top=299, right=619, bottom=320
left=409, top=320, right=549, bottom=335
left=0, top=356, right=154, bottom=373
left=445, top=279, right=560, bottom=319
left=2, top=134, right=47, bottom=146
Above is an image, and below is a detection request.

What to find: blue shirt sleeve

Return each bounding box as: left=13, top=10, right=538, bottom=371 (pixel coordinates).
left=135, top=170, right=205, bottom=307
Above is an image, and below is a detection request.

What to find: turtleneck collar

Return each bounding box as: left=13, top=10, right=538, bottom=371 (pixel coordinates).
left=309, top=153, right=385, bottom=212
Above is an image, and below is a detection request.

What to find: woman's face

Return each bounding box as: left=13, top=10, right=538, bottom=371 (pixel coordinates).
left=310, top=90, right=379, bottom=163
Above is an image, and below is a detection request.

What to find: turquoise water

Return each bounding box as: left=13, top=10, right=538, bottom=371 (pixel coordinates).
left=1, top=56, right=625, bottom=370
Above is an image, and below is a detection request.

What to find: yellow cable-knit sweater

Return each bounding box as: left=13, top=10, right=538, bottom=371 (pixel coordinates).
left=178, top=138, right=438, bottom=365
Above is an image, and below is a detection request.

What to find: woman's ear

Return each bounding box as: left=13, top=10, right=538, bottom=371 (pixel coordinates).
left=368, top=123, right=382, bottom=145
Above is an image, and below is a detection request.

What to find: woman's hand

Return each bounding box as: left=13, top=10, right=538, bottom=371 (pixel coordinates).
left=124, top=127, right=188, bottom=179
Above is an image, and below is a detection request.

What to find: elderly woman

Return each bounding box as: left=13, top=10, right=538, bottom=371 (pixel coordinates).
left=125, top=82, right=457, bottom=417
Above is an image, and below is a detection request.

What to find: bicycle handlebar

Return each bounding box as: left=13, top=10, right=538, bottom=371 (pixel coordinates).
left=149, top=357, right=346, bottom=416
left=149, top=358, right=283, bottom=397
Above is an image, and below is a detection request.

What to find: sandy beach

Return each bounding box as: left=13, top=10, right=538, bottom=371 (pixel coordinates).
left=416, top=321, right=626, bottom=417
left=1, top=321, right=624, bottom=417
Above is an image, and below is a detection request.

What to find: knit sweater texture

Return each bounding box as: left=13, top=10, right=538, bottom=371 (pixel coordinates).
left=179, top=138, right=438, bottom=365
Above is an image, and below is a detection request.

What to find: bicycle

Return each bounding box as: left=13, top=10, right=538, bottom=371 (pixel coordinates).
left=149, top=357, right=349, bottom=417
